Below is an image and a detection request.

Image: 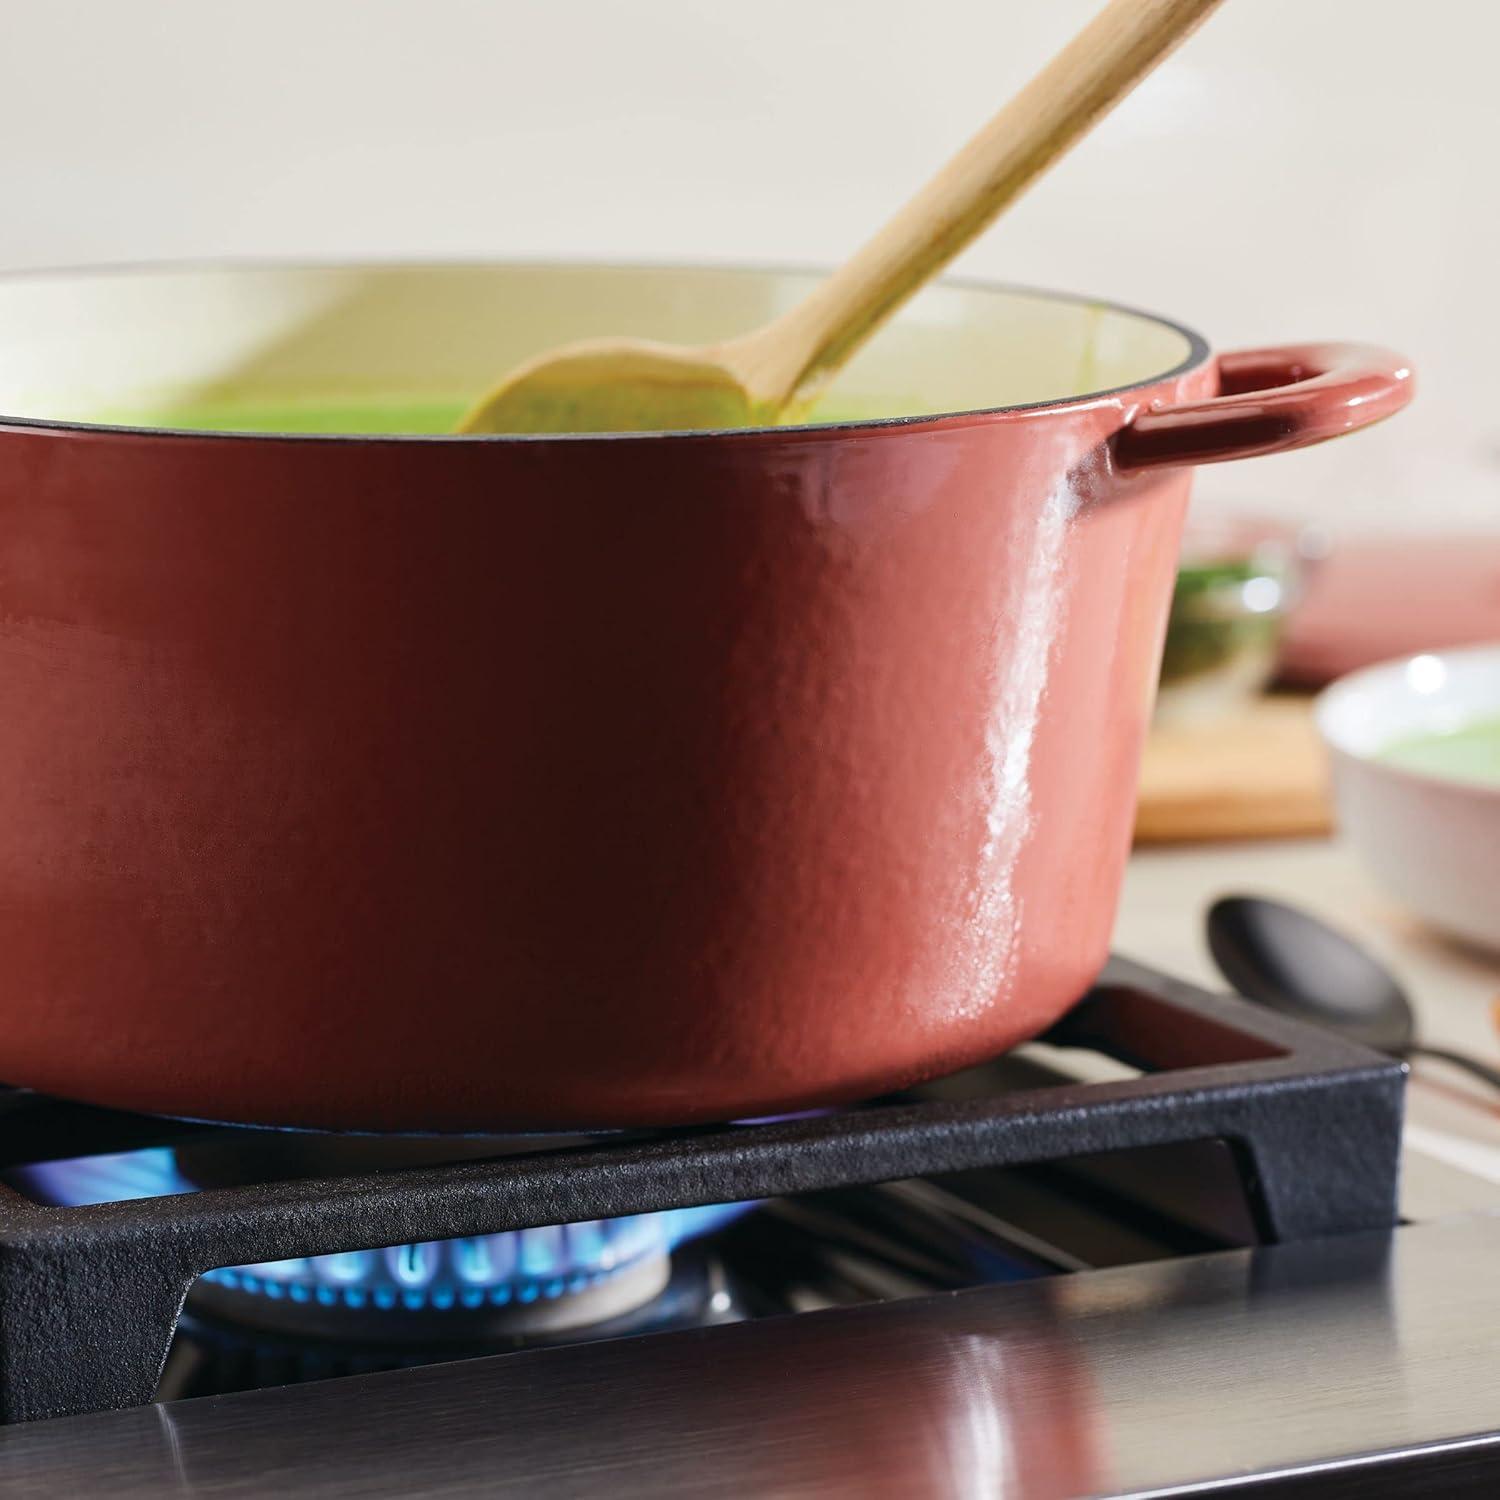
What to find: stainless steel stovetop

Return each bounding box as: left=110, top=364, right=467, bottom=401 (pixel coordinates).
left=6, top=1206, right=1497, bottom=1498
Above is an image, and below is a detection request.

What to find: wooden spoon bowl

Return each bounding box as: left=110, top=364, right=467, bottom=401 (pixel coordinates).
left=458, top=0, right=1225, bottom=436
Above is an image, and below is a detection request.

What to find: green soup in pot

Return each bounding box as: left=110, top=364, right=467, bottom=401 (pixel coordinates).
left=1377, top=717, right=1500, bottom=788
left=101, top=389, right=917, bottom=437
left=104, top=395, right=471, bottom=435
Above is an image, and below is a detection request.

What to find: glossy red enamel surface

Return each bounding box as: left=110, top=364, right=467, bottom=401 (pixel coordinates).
left=0, top=327, right=1409, bottom=1130
left=1113, top=343, right=1412, bottom=469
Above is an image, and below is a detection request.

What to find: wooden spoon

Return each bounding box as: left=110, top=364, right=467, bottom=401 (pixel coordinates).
left=457, top=0, right=1224, bottom=435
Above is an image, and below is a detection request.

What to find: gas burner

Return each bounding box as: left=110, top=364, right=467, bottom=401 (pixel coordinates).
left=15, top=1144, right=751, bottom=1344
left=154, top=1245, right=747, bottom=1402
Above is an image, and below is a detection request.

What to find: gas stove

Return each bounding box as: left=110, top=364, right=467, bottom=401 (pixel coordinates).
left=1, top=956, right=1498, bottom=1497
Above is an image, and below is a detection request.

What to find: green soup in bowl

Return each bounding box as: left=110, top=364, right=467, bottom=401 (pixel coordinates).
left=1317, top=645, right=1500, bottom=951
left=1376, top=717, right=1500, bottom=788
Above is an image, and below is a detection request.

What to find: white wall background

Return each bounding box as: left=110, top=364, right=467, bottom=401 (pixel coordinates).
left=1, top=0, right=1494, bottom=531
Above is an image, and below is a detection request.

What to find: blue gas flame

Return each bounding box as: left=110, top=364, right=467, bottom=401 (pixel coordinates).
left=17, top=1147, right=749, bottom=1313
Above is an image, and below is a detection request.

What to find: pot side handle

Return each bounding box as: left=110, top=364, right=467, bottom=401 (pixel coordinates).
left=1112, top=342, right=1413, bottom=470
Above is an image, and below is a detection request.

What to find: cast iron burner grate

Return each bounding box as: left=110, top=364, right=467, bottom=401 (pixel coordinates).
left=0, top=957, right=1404, bottom=1425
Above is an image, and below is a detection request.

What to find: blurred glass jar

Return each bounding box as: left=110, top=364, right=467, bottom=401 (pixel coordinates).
left=1155, top=515, right=1322, bottom=725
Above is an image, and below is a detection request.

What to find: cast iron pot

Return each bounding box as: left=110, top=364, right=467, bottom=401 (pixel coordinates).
left=0, top=262, right=1411, bottom=1130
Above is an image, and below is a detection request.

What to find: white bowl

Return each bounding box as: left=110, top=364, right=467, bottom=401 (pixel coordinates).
left=1316, top=644, right=1500, bottom=951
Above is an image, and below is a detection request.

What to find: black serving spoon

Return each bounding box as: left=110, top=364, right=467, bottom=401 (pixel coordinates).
left=1207, top=895, right=1500, bottom=1091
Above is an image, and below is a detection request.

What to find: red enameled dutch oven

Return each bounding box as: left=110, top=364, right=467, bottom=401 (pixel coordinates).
left=0, top=262, right=1411, bottom=1131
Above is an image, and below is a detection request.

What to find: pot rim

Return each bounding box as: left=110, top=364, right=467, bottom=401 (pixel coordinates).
left=0, top=256, right=1213, bottom=444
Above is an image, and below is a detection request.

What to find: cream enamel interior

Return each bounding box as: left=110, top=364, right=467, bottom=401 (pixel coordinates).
left=0, top=262, right=1199, bottom=431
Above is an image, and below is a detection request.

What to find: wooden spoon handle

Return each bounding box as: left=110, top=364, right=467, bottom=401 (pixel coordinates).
left=730, top=0, right=1225, bottom=411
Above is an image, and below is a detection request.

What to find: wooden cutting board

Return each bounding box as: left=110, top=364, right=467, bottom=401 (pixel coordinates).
left=1134, top=694, right=1332, bottom=843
